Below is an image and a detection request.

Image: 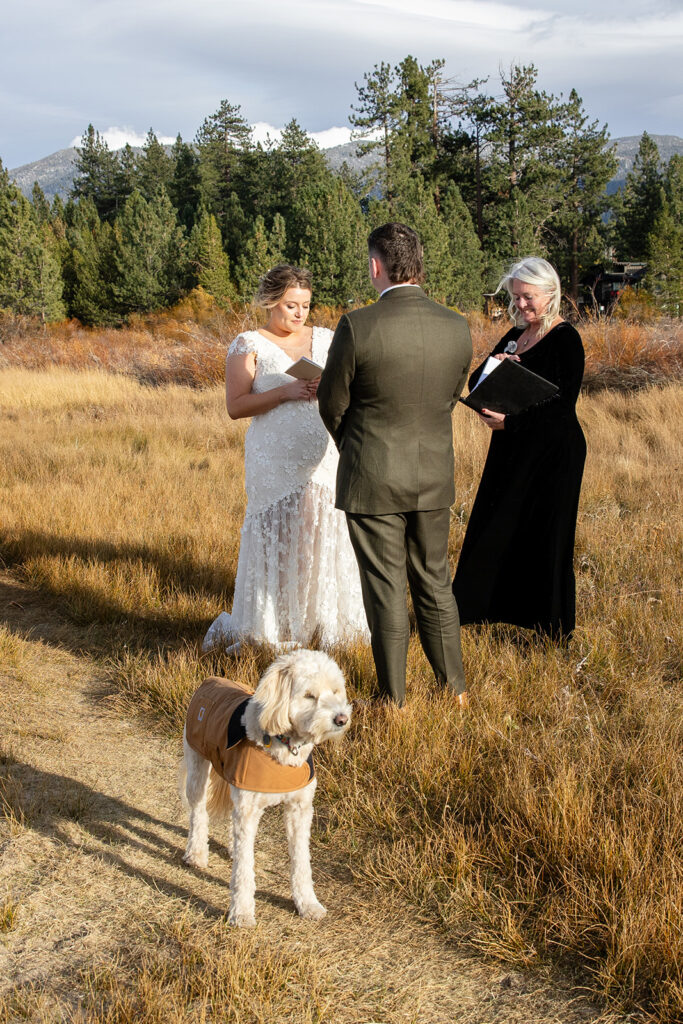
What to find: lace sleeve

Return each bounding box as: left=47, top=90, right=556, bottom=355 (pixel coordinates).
left=227, top=333, right=258, bottom=359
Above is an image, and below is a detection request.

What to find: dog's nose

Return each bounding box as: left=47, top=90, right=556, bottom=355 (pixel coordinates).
left=334, top=712, right=348, bottom=727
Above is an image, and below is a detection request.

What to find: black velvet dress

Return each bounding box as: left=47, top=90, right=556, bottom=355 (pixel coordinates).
left=453, top=322, right=586, bottom=638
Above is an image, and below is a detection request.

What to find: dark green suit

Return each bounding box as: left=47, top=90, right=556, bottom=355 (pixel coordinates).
left=318, top=286, right=472, bottom=703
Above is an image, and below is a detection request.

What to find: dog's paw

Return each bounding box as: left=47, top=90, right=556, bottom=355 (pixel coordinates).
left=297, top=900, right=327, bottom=921
left=228, top=908, right=256, bottom=928
left=183, top=850, right=208, bottom=869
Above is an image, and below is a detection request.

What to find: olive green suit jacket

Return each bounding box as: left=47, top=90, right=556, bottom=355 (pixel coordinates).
left=318, top=286, right=472, bottom=514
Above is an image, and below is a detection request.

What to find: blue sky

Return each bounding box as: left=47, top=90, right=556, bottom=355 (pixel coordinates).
left=3, top=0, right=681, bottom=168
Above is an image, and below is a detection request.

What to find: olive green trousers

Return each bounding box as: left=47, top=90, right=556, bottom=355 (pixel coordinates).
left=346, top=507, right=466, bottom=705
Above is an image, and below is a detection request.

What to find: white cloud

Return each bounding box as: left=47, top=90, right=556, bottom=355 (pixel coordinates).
left=68, top=122, right=356, bottom=154
left=251, top=123, right=354, bottom=149
left=250, top=123, right=283, bottom=147
left=68, top=126, right=176, bottom=150
left=309, top=126, right=355, bottom=148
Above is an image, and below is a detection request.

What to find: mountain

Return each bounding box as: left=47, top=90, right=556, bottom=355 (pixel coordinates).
left=606, top=135, right=683, bottom=193
left=9, top=148, right=80, bottom=201
left=8, top=134, right=683, bottom=202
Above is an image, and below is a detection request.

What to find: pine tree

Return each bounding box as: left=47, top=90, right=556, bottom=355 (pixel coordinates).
left=440, top=182, right=485, bottom=309
left=269, top=212, right=287, bottom=263
left=612, top=132, right=663, bottom=260
left=195, top=100, right=252, bottom=240
left=350, top=61, right=407, bottom=210
left=189, top=209, right=235, bottom=310
left=0, top=163, right=64, bottom=321
left=136, top=128, right=174, bottom=200
left=31, top=182, right=52, bottom=225
left=31, top=183, right=71, bottom=316
left=261, top=121, right=332, bottom=258
left=489, top=66, right=566, bottom=259
left=64, top=197, right=115, bottom=324
left=52, top=195, right=65, bottom=221
left=71, top=124, right=123, bottom=221
left=169, top=135, right=202, bottom=231
left=235, top=215, right=286, bottom=299
left=395, top=56, right=441, bottom=183
left=33, top=224, right=66, bottom=322
left=395, top=177, right=453, bottom=303
left=351, top=56, right=449, bottom=211
left=116, top=143, right=139, bottom=203
left=111, top=189, right=186, bottom=316
left=440, top=80, right=495, bottom=244
left=646, top=157, right=683, bottom=315
left=298, top=177, right=370, bottom=306
left=647, top=197, right=682, bottom=315
left=548, top=90, right=616, bottom=301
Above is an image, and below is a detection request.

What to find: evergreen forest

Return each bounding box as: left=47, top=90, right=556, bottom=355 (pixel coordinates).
left=1, top=60, right=681, bottom=324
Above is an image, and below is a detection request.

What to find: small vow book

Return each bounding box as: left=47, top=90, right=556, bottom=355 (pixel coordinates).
left=459, top=356, right=558, bottom=415
left=286, top=356, right=324, bottom=380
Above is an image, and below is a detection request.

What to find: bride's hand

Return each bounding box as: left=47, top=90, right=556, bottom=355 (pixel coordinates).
left=282, top=379, right=319, bottom=402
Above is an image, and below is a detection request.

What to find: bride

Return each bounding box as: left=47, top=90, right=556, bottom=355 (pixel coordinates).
left=202, top=264, right=369, bottom=652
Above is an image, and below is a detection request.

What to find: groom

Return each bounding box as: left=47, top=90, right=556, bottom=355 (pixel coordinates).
left=318, top=222, right=473, bottom=706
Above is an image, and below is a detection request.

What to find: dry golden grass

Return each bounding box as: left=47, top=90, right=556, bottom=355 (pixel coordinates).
left=0, top=366, right=681, bottom=1021
left=2, top=589, right=599, bottom=1024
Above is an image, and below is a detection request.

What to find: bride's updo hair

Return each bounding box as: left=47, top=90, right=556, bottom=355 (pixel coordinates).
left=255, top=264, right=313, bottom=308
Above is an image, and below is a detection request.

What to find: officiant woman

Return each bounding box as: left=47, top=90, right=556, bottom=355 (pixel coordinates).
left=452, top=256, right=586, bottom=640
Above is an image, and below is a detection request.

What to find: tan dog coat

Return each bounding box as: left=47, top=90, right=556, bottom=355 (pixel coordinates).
left=185, top=677, right=314, bottom=793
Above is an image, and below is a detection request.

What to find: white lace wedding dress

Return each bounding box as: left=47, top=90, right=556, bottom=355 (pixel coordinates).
left=202, top=326, right=369, bottom=651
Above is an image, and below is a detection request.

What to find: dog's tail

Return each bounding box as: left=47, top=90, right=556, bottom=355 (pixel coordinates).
left=178, top=758, right=231, bottom=821
left=205, top=768, right=232, bottom=821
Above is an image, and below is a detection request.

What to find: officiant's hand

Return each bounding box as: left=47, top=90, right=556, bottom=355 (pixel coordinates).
left=479, top=408, right=506, bottom=431
left=493, top=353, right=520, bottom=363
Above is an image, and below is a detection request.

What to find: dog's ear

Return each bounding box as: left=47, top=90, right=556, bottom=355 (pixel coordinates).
left=252, top=657, right=294, bottom=736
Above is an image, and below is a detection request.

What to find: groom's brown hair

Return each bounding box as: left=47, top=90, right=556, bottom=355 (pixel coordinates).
left=368, top=222, right=424, bottom=285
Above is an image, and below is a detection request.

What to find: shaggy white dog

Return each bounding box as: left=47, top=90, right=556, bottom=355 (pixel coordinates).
left=179, top=649, right=351, bottom=927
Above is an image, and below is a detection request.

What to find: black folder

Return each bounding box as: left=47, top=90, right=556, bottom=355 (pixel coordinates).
left=459, top=358, right=558, bottom=415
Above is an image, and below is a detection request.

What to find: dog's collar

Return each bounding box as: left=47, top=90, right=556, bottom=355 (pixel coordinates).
left=263, top=733, right=302, bottom=757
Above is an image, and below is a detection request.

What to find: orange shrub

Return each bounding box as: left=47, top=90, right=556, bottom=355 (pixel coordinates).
left=1, top=301, right=680, bottom=392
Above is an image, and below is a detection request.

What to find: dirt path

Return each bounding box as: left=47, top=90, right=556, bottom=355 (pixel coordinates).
left=0, top=571, right=616, bottom=1023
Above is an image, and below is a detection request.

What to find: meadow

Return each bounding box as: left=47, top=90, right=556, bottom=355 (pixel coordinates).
left=0, top=313, right=681, bottom=1022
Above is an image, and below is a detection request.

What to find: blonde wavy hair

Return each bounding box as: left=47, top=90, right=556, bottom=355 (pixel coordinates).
left=498, top=257, right=562, bottom=337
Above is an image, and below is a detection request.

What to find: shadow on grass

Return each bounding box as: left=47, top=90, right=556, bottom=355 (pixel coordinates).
left=0, top=757, right=296, bottom=921
left=0, top=528, right=234, bottom=602
left=0, top=528, right=234, bottom=654
left=0, top=574, right=211, bottom=669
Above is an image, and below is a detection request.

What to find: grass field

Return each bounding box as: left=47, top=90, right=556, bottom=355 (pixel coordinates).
left=0, top=324, right=681, bottom=1021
